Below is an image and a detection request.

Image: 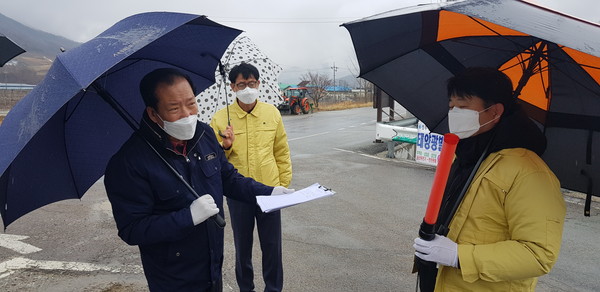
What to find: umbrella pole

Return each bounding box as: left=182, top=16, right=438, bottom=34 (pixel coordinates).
left=217, top=61, right=231, bottom=126
left=215, top=61, right=231, bottom=139
left=202, top=53, right=231, bottom=126
left=511, top=42, right=547, bottom=99
left=91, top=82, right=226, bottom=228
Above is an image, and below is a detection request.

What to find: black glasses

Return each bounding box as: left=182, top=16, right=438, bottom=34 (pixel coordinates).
left=234, top=81, right=258, bottom=90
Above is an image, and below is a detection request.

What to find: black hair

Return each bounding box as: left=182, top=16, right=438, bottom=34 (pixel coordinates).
left=447, top=67, right=516, bottom=115
left=228, top=62, right=260, bottom=84
left=139, top=68, right=197, bottom=110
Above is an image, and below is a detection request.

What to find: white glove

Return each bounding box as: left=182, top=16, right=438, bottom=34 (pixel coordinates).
left=190, top=194, right=219, bottom=225
left=271, top=186, right=295, bottom=195
left=413, top=235, right=458, bottom=268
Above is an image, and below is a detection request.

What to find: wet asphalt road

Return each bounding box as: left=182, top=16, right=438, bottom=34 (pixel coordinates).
left=0, top=107, right=599, bottom=291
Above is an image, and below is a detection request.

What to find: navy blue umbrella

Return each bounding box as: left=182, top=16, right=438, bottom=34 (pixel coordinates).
left=0, top=12, right=242, bottom=228
left=0, top=34, right=25, bottom=67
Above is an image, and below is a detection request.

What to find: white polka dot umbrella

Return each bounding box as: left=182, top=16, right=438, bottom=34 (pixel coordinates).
left=196, top=35, right=283, bottom=123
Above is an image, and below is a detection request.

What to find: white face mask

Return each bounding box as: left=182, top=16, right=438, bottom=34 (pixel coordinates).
left=157, top=114, right=197, bottom=140
left=236, top=87, right=259, bottom=104
left=447, top=106, right=498, bottom=139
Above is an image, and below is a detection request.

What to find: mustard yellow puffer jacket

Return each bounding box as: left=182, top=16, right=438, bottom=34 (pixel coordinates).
left=210, top=101, right=292, bottom=187
left=436, top=148, right=566, bottom=291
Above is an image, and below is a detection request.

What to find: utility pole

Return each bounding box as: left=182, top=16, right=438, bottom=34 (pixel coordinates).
left=331, top=62, right=338, bottom=101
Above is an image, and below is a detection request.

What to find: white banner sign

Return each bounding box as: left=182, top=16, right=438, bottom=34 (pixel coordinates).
left=415, top=121, right=444, bottom=166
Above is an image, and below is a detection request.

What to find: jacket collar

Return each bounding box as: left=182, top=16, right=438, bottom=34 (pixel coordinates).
left=232, top=100, right=263, bottom=119
left=489, top=106, right=546, bottom=156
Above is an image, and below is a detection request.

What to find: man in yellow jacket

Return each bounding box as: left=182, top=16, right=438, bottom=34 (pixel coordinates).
left=413, top=67, right=566, bottom=291
left=210, top=63, right=292, bottom=292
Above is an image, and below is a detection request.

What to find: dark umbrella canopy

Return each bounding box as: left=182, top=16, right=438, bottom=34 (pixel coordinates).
left=0, top=34, right=25, bottom=67
left=343, top=0, right=600, bottom=202
left=0, top=12, right=242, bottom=227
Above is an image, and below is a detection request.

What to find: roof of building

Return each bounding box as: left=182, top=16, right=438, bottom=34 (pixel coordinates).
left=325, top=85, right=353, bottom=92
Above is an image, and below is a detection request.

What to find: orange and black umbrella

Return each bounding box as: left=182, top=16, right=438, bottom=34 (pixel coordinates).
left=0, top=33, right=25, bottom=67
left=343, top=0, right=600, bottom=208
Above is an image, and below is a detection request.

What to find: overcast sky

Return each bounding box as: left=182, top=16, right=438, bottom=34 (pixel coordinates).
left=2, top=0, right=599, bottom=83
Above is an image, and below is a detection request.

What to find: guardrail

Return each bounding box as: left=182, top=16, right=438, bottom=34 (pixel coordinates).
left=376, top=117, right=419, bottom=158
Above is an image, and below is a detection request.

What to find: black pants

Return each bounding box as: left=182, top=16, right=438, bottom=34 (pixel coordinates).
left=207, top=279, right=222, bottom=292
left=228, top=198, right=283, bottom=292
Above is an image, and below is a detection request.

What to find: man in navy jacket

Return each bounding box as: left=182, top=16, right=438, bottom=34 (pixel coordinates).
left=104, top=68, right=293, bottom=292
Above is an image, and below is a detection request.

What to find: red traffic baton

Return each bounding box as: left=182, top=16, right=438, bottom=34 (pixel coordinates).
left=419, top=133, right=459, bottom=240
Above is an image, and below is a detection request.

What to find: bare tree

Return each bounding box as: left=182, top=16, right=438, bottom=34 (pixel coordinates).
left=347, top=58, right=375, bottom=103
left=300, top=72, right=332, bottom=108
left=356, top=77, right=375, bottom=103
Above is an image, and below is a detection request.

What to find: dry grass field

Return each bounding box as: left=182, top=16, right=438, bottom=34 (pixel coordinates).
left=315, top=101, right=373, bottom=111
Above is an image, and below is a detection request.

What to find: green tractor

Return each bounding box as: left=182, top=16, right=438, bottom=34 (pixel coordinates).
left=278, top=87, right=311, bottom=115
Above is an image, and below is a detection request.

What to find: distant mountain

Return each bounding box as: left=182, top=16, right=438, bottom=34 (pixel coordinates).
left=278, top=68, right=361, bottom=89
left=0, top=13, right=80, bottom=84
left=0, top=13, right=79, bottom=58
left=338, top=74, right=360, bottom=89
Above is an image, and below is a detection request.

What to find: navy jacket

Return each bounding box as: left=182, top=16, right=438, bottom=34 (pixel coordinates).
left=104, top=114, right=273, bottom=291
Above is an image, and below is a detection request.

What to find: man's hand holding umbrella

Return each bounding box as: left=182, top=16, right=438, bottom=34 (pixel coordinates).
left=190, top=194, right=220, bottom=225
left=219, top=124, right=235, bottom=150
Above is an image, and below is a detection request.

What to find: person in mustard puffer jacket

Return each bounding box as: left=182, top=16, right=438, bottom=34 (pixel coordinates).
left=413, top=67, right=566, bottom=291
left=210, top=63, right=292, bottom=292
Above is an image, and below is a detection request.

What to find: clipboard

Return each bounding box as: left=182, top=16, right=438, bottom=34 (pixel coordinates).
left=256, top=183, right=335, bottom=213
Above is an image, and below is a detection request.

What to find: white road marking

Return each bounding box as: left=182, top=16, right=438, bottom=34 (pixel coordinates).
left=0, top=234, right=42, bottom=254
left=288, top=120, right=374, bottom=142
left=333, top=148, right=386, bottom=161
left=0, top=270, right=15, bottom=279
left=332, top=148, right=432, bottom=168
left=0, top=257, right=143, bottom=279
left=332, top=148, right=354, bottom=153
left=288, top=131, right=330, bottom=141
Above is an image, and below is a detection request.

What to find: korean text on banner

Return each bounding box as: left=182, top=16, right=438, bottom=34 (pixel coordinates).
left=416, top=121, right=444, bottom=166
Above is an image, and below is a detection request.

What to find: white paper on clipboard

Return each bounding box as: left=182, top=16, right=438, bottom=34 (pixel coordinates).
left=256, top=183, right=335, bottom=213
